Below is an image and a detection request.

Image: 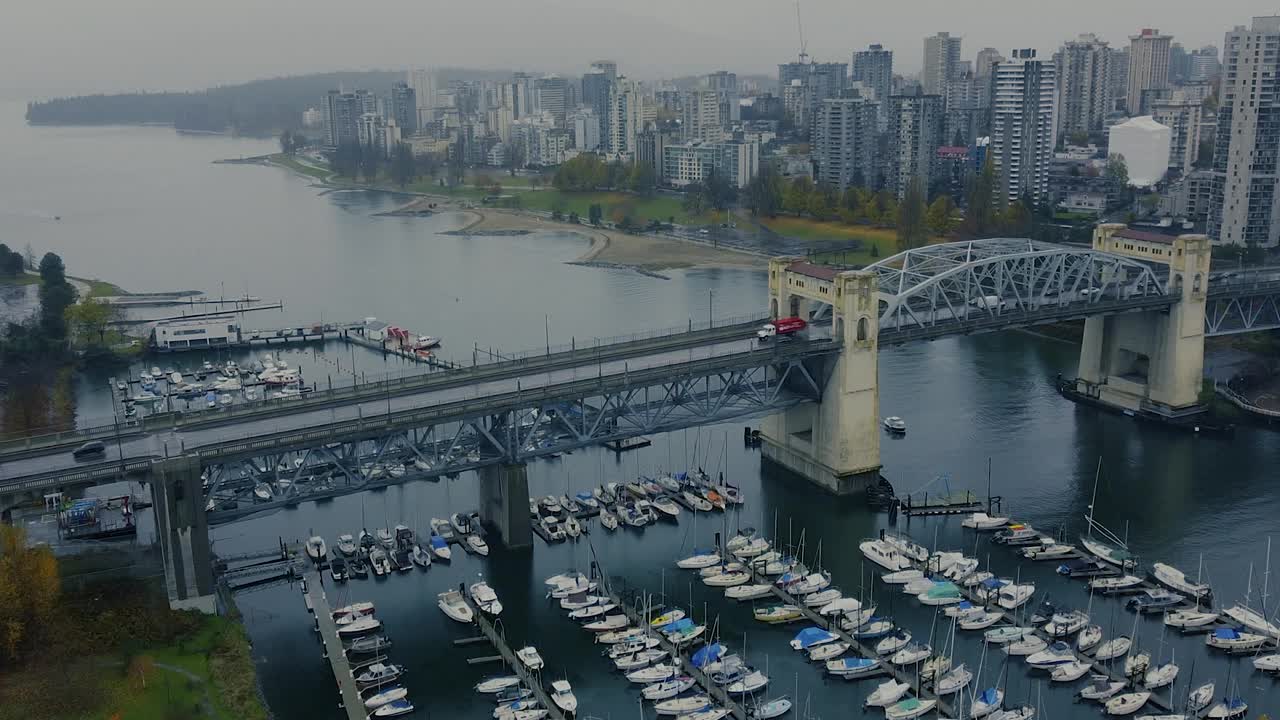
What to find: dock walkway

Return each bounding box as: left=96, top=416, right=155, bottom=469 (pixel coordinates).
left=301, top=570, right=367, bottom=720
left=467, top=595, right=567, bottom=720
left=606, top=584, right=748, bottom=720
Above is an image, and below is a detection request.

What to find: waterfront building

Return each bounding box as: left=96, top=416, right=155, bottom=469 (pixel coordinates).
left=661, top=140, right=759, bottom=188
left=151, top=317, right=238, bottom=350
left=1127, top=28, right=1173, bottom=115
left=990, top=49, right=1058, bottom=204
left=322, top=90, right=362, bottom=148
left=1208, top=16, right=1280, bottom=246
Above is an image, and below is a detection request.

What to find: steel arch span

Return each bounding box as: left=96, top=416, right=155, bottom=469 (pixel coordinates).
left=866, top=238, right=1171, bottom=335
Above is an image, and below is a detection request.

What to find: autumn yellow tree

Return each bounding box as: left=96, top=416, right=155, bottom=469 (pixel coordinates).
left=0, top=525, right=60, bottom=663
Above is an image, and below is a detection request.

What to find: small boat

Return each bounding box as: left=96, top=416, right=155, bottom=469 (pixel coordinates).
left=560, top=494, right=581, bottom=515
left=860, top=539, right=914, bottom=572
left=363, top=685, right=409, bottom=710
left=1027, top=640, right=1077, bottom=669
left=749, top=696, right=792, bottom=720
left=355, top=662, right=403, bottom=686
left=1043, top=609, right=1090, bottom=637
left=1205, top=626, right=1268, bottom=652
left=803, top=588, right=842, bottom=608
left=1126, top=589, right=1184, bottom=613
left=790, top=627, right=838, bottom=651
left=1077, top=624, right=1103, bottom=651
left=1223, top=602, right=1280, bottom=638
left=563, top=516, right=581, bottom=538
left=969, top=688, right=1004, bottom=718
left=411, top=544, right=432, bottom=568
left=787, top=571, right=831, bottom=596
left=305, top=536, right=327, bottom=562
left=826, top=656, right=881, bottom=679
left=656, top=694, right=712, bottom=716
left=430, top=517, right=455, bottom=540
left=569, top=603, right=616, bottom=620
left=371, top=700, right=414, bottom=718
left=682, top=491, right=714, bottom=512
left=548, top=680, right=577, bottom=714
left=336, top=534, right=357, bottom=556
left=993, top=523, right=1039, bottom=545
left=753, top=605, right=803, bottom=625
left=1165, top=609, right=1218, bottom=629
left=1188, top=682, right=1215, bottom=711
left=652, top=496, right=681, bottom=518
left=875, top=630, right=911, bottom=655
left=889, top=642, right=931, bottom=666
left=515, top=646, right=543, bottom=671
left=959, top=610, right=1004, bottom=630
left=885, top=697, right=936, bottom=720
left=882, top=568, right=924, bottom=584
left=995, top=583, right=1035, bottom=611
left=732, top=537, right=771, bottom=559
left=1254, top=653, right=1280, bottom=673
left=349, top=557, right=369, bottom=579
left=1206, top=697, right=1248, bottom=719
left=726, top=584, right=772, bottom=601
left=1144, top=661, right=1179, bottom=688
left=376, top=527, right=394, bottom=547
left=369, top=548, right=392, bottom=576
left=470, top=582, right=503, bottom=616
left=1094, top=635, right=1132, bottom=660
left=726, top=670, right=769, bottom=695
left=337, top=615, right=381, bottom=636
left=438, top=590, right=474, bottom=623
left=963, top=571, right=995, bottom=588
left=583, top=615, right=630, bottom=632
left=450, top=513, right=472, bottom=536
left=882, top=416, right=906, bottom=433
left=627, top=662, right=682, bottom=684
left=1104, top=691, right=1150, bottom=716
left=641, top=675, right=696, bottom=700
left=468, top=535, right=490, bottom=556
left=962, top=511, right=1009, bottom=530
left=865, top=679, right=910, bottom=707
left=651, top=609, right=686, bottom=626
left=599, top=509, right=618, bottom=530
left=1004, top=635, right=1047, bottom=656
left=818, top=597, right=861, bottom=617
left=1082, top=536, right=1138, bottom=570
left=428, top=534, right=452, bottom=561
left=615, top=648, right=668, bottom=670
left=983, top=626, right=1028, bottom=644
left=1124, top=651, right=1151, bottom=677
left=807, top=641, right=849, bottom=662
left=846, top=616, right=894, bottom=638
left=1023, top=541, right=1076, bottom=560
left=1079, top=674, right=1126, bottom=702
left=1150, top=562, right=1212, bottom=601
left=919, top=582, right=963, bottom=606
left=1089, top=575, right=1144, bottom=592
left=346, top=635, right=392, bottom=654
left=332, top=602, right=375, bottom=618
left=937, top=663, right=972, bottom=695
left=253, top=483, right=271, bottom=501
left=475, top=676, right=521, bottom=694
left=678, top=549, right=721, bottom=569
left=1051, top=659, right=1091, bottom=682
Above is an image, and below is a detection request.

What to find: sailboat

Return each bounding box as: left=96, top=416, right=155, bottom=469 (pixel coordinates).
left=1080, top=458, right=1137, bottom=570
left=1223, top=537, right=1280, bottom=638
left=1142, top=623, right=1178, bottom=688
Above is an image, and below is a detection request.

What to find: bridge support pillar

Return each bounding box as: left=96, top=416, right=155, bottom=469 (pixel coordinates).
left=151, top=456, right=216, bottom=613
left=1076, top=228, right=1210, bottom=415
left=761, top=263, right=881, bottom=495
left=479, top=463, right=532, bottom=550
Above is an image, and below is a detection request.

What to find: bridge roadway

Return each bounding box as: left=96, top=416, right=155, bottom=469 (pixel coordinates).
left=0, top=335, right=838, bottom=494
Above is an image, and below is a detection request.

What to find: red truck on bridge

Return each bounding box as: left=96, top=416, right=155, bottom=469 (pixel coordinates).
left=756, top=317, right=807, bottom=341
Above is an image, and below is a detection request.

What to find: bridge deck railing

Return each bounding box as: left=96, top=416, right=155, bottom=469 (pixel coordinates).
left=0, top=313, right=769, bottom=456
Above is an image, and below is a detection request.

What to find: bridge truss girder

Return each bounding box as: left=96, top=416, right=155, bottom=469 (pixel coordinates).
left=203, top=357, right=825, bottom=524
left=867, top=238, right=1169, bottom=334
left=1205, top=291, right=1280, bottom=335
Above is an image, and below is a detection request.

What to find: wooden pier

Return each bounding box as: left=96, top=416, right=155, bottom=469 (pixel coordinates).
left=467, top=593, right=567, bottom=720
left=300, top=571, right=369, bottom=720
left=605, top=584, right=748, bottom=720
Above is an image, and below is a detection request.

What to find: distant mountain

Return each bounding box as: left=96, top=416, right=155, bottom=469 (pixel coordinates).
left=25, top=70, right=404, bottom=136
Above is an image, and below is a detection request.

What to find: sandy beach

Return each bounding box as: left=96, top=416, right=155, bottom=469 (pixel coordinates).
left=393, top=196, right=767, bottom=273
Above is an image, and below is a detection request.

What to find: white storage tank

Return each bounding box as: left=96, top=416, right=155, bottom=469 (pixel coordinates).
left=1107, top=116, right=1172, bottom=188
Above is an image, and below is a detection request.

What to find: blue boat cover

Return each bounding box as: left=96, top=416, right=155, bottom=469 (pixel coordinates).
left=575, top=491, right=593, bottom=501
left=980, top=577, right=1008, bottom=588
left=430, top=536, right=447, bottom=549
left=660, top=618, right=694, bottom=633
left=793, top=627, right=836, bottom=648
left=691, top=642, right=725, bottom=668
left=1213, top=628, right=1239, bottom=639
left=978, top=688, right=998, bottom=705
left=838, top=657, right=877, bottom=668
left=956, top=601, right=974, bottom=610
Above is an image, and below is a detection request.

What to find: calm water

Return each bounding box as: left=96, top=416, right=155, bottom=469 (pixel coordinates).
left=5, top=102, right=1280, bottom=718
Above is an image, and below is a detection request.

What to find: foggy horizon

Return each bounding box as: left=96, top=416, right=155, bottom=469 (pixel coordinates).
left=5, top=0, right=1266, bottom=100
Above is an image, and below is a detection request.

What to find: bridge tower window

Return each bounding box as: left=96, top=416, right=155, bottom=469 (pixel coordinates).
left=1193, top=273, right=1203, bottom=293
left=835, top=317, right=845, bottom=340
left=856, top=317, right=869, bottom=342
left=770, top=298, right=779, bottom=318
left=789, top=296, right=801, bottom=317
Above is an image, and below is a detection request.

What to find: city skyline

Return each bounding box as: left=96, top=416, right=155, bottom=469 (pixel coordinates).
left=2, top=0, right=1256, bottom=99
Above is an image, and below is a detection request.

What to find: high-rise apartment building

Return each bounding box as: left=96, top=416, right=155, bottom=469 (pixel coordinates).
left=407, top=68, right=436, bottom=128
left=852, top=44, right=894, bottom=127
left=812, top=97, right=879, bottom=191
left=534, top=75, right=568, bottom=126
left=1208, top=16, right=1280, bottom=246
left=322, top=90, right=362, bottom=148
left=591, top=60, right=618, bottom=82
left=887, top=92, right=945, bottom=198
left=974, top=48, right=1004, bottom=79
left=923, top=32, right=962, bottom=96
left=1127, top=28, right=1173, bottom=115
left=990, top=49, right=1058, bottom=204
left=389, top=82, right=418, bottom=135
left=1151, top=94, right=1202, bottom=176
left=1190, top=46, right=1221, bottom=83
left=706, top=71, right=740, bottom=126
left=1057, top=34, right=1112, bottom=137
left=1110, top=47, right=1130, bottom=111
left=682, top=90, right=723, bottom=143
left=606, top=78, right=654, bottom=157
left=777, top=60, right=848, bottom=133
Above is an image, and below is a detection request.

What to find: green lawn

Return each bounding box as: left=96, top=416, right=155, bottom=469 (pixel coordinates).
left=514, top=190, right=714, bottom=224
left=0, top=273, right=40, bottom=286
left=268, top=153, right=331, bottom=180
left=77, top=277, right=128, bottom=298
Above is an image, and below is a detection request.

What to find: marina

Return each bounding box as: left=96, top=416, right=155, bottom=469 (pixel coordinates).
left=301, top=572, right=381, bottom=720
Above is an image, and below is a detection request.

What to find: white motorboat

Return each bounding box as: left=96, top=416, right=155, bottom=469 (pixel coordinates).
left=468, top=534, right=490, bottom=556
left=655, top=695, right=713, bottom=716
left=787, top=571, right=831, bottom=596
left=983, top=626, right=1027, bottom=644
left=475, top=675, right=522, bottom=694
left=725, top=584, right=773, bottom=601
left=438, top=590, right=474, bottom=623
left=726, top=670, right=769, bottom=694
left=943, top=556, right=980, bottom=580
left=678, top=549, right=722, bottom=569
left=1164, top=609, right=1218, bottom=629
left=864, top=679, right=910, bottom=707
left=962, top=511, right=1008, bottom=530
left=1079, top=674, right=1126, bottom=702
left=683, top=709, right=730, bottom=720
left=1205, top=627, right=1268, bottom=651
left=682, top=491, right=714, bottom=512
left=430, top=517, right=455, bottom=541
left=1023, top=541, right=1075, bottom=560
left=732, top=537, right=771, bottom=559
left=450, top=513, right=472, bottom=536
left=1150, top=562, right=1212, bottom=602
left=641, top=675, right=696, bottom=700
left=963, top=571, right=995, bottom=588
left=885, top=698, right=936, bottom=720
left=652, top=496, right=681, bottom=518
left=1004, top=635, right=1047, bottom=656
left=994, top=523, right=1039, bottom=545
left=875, top=630, right=911, bottom=655
left=808, top=641, right=849, bottom=662
left=363, top=685, right=409, bottom=710
left=1144, top=662, right=1178, bottom=688
left=1043, top=610, right=1090, bottom=638
left=819, top=597, right=862, bottom=617
left=562, top=515, right=581, bottom=538
left=860, top=538, right=914, bottom=572
left=882, top=533, right=928, bottom=562
left=600, top=509, right=619, bottom=530
left=376, top=527, right=394, bottom=547
left=607, top=636, right=661, bottom=657
left=1254, top=653, right=1280, bottom=673
left=750, top=697, right=792, bottom=720
left=996, top=583, right=1037, bottom=610
left=1027, top=641, right=1077, bottom=669
left=429, top=534, right=452, bottom=561
left=1094, top=635, right=1132, bottom=660
left=883, top=416, right=907, bottom=433
left=355, top=662, right=403, bottom=686
left=470, top=581, right=503, bottom=616
left=1089, top=575, right=1144, bottom=592
left=1051, top=659, right=1091, bottom=682
left=1188, top=682, right=1215, bottom=712
left=1105, top=691, right=1150, bottom=716
left=1077, top=624, right=1103, bottom=652
left=516, top=646, right=544, bottom=671
left=305, top=536, right=327, bottom=562
left=881, top=569, right=924, bottom=584
left=371, top=700, right=415, bottom=718
left=336, top=534, right=357, bottom=556
left=336, top=616, right=382, bottom=636
left=936, top=663, right=972, bottom=694
left=411, top=544, right=432, bottom=568
left=803, top=588, right=842, bottom=608
left=969, top=688, right=1004, bottom=718
left=549, top=680, right=577, bottom=714
left=889, top=642, right=931, bottom=666
left=959, top=610, right=1004, bottom=630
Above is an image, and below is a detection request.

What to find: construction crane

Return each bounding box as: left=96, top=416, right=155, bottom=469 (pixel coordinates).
left=794, top=0, right=809, bottom=63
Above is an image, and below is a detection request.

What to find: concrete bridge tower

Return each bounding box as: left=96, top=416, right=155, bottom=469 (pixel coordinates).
left=759, top=259, right=881, bottom=494
left=1075, top=224, right=1211, bottom=414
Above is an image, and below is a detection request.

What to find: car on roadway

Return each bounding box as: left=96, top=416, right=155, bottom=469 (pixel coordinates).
left=72, top=440, right=106, bottom=460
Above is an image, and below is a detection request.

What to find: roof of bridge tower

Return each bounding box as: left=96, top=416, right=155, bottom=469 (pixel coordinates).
left=787, top=261, right=841, bottom=282
left=1114, top=227, right=1177, bottom=245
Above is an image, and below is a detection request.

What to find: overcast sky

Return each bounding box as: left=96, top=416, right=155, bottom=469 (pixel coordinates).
left=5, top=0, right=1264, bottom=99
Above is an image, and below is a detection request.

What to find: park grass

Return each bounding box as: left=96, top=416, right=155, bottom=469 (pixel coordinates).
left=759, top=216, right=901, bottom=246
left=0, top=273, right=40, bottom=286
left=78, top=277, right=128, bottom=298
left=515, top=189, right=713, bottom=224
left=267, top=153, right=330, bottom=180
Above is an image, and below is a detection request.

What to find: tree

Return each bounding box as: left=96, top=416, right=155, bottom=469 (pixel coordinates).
left=588, top=203, right=603, bottom=225
left=553, top=154, right=608, bottom=192
left=783, top=177, right=815, bottom=215
left=926, top=196, right=959, bottom=237
left=1105, top=153, right=1130, bottom=188
left=389, top=142, right=416, bottom=189
left=278, top=130, right=307, bottom=155
left=682, top=185, right=709, bottom=216
left=965, top=154, right=997, bottom=235
left=704, top=170, right=736, bottom=211
left=628, top=163, right=656, bottom=196
left=329, top=142, right=361, bottom=179
left=0, top=245, right=24, bottom=277
left=897, top=181, right=929, bottom=250
left=37, top=253, right=75, bottom=342
left=745, top=163, right=784, bottom=217
left=64, top=299, right=116, bottom=346
left=0, top=525, right=59, bottom=662
left=359, top=144, right=381, bottom=183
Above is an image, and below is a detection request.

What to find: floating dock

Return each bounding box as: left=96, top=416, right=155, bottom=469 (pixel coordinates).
left=466, top=592, right=567, bottom=720
left=301, top=571, right=368, bottom=720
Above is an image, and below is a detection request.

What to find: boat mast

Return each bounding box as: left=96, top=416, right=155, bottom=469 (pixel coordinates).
left=1086, top=456, right=1102, bottom=538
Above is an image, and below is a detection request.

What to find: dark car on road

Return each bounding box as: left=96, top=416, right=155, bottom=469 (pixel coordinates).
left=71, top=440, right=106, bottom=460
